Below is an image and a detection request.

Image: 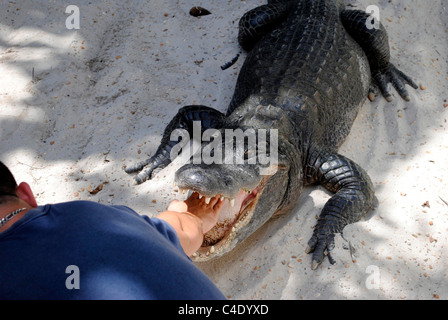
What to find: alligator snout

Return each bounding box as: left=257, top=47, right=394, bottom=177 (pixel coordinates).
left=174, top=163, right=261, bottom=200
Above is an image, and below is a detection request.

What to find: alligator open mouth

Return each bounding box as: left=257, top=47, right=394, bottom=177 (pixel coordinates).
left=176, top=175, right=269, bottom=261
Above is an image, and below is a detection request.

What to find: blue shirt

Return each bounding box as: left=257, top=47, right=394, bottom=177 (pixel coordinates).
left=0, top=201, right=225, bottom=300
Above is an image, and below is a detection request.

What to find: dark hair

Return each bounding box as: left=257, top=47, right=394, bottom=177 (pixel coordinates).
left=0, top=161, right=18, bottom=202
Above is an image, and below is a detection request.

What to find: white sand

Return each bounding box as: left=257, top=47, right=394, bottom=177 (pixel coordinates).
left=1, top=0, right=447, bottom=300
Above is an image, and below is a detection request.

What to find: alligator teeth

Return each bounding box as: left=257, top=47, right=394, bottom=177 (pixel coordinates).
left=198, top=194, right=203, bottom=199
left=186, top=189, right=194, bottom=198
left=230, top=199, right=235, bottom=207
left=210, top=246, right=215, bottom=254
left=205, top=197, right=211, bottom=204
left=221, top=196, right=224, bottom=201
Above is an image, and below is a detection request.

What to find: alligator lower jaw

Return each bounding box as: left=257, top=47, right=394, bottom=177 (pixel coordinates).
left=195, top=189, right=260, bottom=261
left=176, top=182, right=265, bottom=262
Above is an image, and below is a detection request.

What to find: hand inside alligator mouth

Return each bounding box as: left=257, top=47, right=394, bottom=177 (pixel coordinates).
left=178, top=186, right=260, bottom=258
left=173, top=160, right=270, bottom=260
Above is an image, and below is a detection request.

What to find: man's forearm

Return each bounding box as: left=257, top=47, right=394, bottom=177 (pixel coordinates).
left=157, top=211, right=204, bottom=256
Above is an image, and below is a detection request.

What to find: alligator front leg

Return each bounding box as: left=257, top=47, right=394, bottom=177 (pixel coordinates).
left=341, top=9, right=418, bottom=102
left=125, top=105, right=225, bottom=184
left=304, top=149, right=375, bottom=269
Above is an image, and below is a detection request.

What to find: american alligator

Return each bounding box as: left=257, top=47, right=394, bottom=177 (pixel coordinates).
left=125, top=0, right=417, bottom=269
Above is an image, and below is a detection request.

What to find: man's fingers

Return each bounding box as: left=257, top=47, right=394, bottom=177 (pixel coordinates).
left=188, top=192, right=200, bottom=200
left=208, top=195, right=224, bottom=208
left=213, top=196, right=224, bottom=210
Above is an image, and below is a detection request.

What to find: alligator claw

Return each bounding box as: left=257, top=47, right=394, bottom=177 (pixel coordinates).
left=306, top=232, right=336, bottom=270
left=311, top=260, right=320, bottom=270
left=370, top=62, right=418, bottom=102
left=125, top=154, right=167, bottom=184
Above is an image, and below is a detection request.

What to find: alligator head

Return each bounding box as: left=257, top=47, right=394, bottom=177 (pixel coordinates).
left=174, top=105, right=302, bottom=261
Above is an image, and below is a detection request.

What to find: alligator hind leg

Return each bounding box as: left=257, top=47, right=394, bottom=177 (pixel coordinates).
left=341, top=9, right=418, bottom=102
left=125, top=105, right=225, bottom=184
left=304, top=149, right=375, bottom=269
left=238, top=1, right=292, bottom=51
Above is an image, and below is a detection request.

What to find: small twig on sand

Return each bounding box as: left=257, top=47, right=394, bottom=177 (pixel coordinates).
left=17, top=160, right=47, bottom=170
left=439, top=196, right=448, bottom=206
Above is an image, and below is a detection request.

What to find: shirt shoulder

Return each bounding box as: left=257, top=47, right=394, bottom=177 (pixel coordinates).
left=0, top=201, right=225, bottom=300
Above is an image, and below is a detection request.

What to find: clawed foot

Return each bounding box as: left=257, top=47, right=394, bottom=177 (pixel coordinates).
left=306, top=229, right=360, bottom=270
left=305, top=231, right=337, bottom=270
left=124, top=156, right=164, bottom=184
left=369, top=62, right=418, bottom=102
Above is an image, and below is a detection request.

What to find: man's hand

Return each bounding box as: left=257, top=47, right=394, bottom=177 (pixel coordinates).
left=167, top=192, right=222, bottom=233
left=158, top=193, right=223, bottom=256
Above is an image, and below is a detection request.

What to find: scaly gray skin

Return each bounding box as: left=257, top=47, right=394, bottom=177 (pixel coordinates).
left=125, top=0, right=417, bottom=269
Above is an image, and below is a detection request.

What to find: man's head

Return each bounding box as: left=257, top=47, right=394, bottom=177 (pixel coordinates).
left=0, top=161, right=19, bottom=205
left=0, top=161, right=37, bottom=208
